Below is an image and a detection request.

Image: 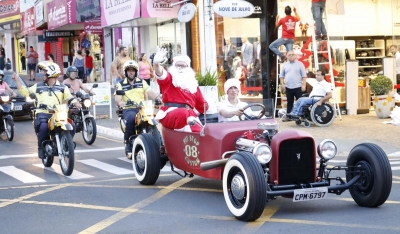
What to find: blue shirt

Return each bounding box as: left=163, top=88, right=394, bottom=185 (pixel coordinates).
left=279, top=60, right=306, bottom=89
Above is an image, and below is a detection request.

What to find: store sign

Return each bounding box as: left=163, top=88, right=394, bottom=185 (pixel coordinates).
left=84, top=17, right=102, bottom=34
left=0, top=0, right=20, bottom=24
left=0, top=20, right=20, bottom=31
left=43, top=30, right=75, bottom=38
left=35, top=0, right=45, bottom=26
left=212, top=0, right=255, bottom=18
left=21, top=7, right=36, bottom=35
left=20, top=0, right=35, bottom=12
left=177, top=3, right=196, bottom=23
left=47, top=0, right=77, bottom=30
left=76, top=0, right=101, bottom=22
left=101, top=0, right=140, bottom=27
left=141, top=0, right=180, bottom=18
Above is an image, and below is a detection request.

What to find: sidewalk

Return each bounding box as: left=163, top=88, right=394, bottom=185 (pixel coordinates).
left=18, top=73, right=400, bottom=154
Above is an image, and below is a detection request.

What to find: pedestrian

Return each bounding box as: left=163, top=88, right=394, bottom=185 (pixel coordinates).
left=0, top=45, right=5, bottom=70
left=20, top=45, right=26, bottom=71
left=111, top=46, right=130, bottom=87
left=26, top=46, right=38, bottom=81
left=221, top=36, right=237, bottom=80
left=279, top=50, right=307, bottom=119
left=390, top=45, right=400, bottom=93
left=138, top=53, right=154, bottom=86
left=68, top=49, right=74, bottom=66
left=5, top=58, right=11, bottom=71
left=72, top=50, right=85, bottom=82
left=85, top=49, right=93, bottom=83
left=153, top=48, right=209, bottom=132
left=269, top=6, right=300, bottom=63
left=312, top=0, right=327, bottom=40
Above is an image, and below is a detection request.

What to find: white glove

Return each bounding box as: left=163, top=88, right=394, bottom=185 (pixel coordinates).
left=153, top=47, right=168, bottom=64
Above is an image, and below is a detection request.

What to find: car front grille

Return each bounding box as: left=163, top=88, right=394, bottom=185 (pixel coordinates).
left=278, top=138, right=315, bottom=185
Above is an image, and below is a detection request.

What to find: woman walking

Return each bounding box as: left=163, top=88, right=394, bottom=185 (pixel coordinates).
left=138, top=53, right=153, bottom=85
left=85, top=49, right=93, bottom=83
left=72, top=50, right=85, bottom=82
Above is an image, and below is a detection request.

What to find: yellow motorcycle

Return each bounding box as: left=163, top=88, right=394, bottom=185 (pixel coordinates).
left=31, top=97, right=75, bottom=176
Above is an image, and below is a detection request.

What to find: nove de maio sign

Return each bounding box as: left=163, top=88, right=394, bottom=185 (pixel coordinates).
left=177, top=3, right=196, bottom=23
left=212, top=0, right=254, bottom=18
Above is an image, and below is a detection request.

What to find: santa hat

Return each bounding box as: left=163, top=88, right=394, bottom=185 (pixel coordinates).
left=224, top=78, right=241, bottom=94
left=173, top=55, right=191, bottom=67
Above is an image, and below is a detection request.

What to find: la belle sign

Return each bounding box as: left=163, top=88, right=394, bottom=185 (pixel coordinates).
left=213, top=0, right=254, bottom=18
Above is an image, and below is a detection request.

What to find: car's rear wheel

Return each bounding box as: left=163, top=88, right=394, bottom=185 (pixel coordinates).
left=132, top=133, right=161, bottom=185
left=223, top=152, right=266, bottom=221
left=346, top=143, right=392, bottom=207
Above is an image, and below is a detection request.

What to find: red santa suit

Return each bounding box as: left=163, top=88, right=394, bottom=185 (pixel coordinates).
left=155, top=71, right=208, bottom=132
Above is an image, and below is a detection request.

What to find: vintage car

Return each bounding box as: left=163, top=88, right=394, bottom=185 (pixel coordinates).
left=130, top=104, right=392, bottom=221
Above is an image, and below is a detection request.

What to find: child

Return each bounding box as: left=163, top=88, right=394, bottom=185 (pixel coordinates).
left=5, top=58, right=11, bottom=70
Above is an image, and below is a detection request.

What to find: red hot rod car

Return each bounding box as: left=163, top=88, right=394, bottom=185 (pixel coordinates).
left=130, top=105, right=392, bottom=221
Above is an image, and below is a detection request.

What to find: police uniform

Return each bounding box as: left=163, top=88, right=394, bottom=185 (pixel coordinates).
left=20, top=81, right=77, bottom=148
left=116, top=77, right=150, bottom=141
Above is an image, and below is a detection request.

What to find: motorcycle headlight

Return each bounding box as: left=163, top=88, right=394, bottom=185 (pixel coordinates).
left=26, top=96, right=34, bottom=102
left=57, top=112, right=68, bottom=121
left=317, top=139, right=337, bottom=160
left=83, top=99, right=92, bottom=108
left=1, top=96, right=10, bottom=102
left=252, top=143, right=272, bottom=164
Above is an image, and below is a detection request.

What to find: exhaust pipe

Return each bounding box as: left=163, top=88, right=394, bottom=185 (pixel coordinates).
left=200, top=159, right=228, bottom=171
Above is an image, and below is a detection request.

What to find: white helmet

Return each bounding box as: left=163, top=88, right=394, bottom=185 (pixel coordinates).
left=123, top=60, right=139, bottom=79
left=37, top=61, right=61, bottom=78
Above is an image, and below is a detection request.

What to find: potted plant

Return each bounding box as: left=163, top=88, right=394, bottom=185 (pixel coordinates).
left=369, top=75, right=395, bottom=118
left=196, top=68, right=224, bottom=114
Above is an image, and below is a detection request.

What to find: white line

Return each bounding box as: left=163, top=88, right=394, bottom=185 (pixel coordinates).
left=388, top=151, right=400, bottom=157
left=118, top=157, right=132, bottom=163
left=390, top=162, right=400, bottom=165
left=78, top=159, right=133, bottom=175
left=391, top=166, right=400, bottom=170
left=0, top=166, right=46, bottom=183
left=0, top=147, right=124, bottom=160
left=33, top=164, right=94, bottom=179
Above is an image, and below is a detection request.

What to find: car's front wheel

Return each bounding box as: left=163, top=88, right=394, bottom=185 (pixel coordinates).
left=223, top=152, right=266, bottom=221
left=346, top=143, right=392, bottom=207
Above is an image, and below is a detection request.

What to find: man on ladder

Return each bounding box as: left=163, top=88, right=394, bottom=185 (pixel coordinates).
left=312, top=0, right=327, bottom=41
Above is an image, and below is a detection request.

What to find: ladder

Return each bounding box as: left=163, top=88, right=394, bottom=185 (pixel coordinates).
left=311, top=9, right=342, bottom=120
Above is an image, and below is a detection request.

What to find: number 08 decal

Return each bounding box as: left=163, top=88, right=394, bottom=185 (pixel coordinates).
left=185, top=145, right=198, bottom=158
left=183, top=135, right=201, bottom=166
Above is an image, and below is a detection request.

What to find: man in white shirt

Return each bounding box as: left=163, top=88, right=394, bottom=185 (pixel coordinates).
left=287, top=70, right=332, bottom=118
left=390, top=45, right=400, bottom=93
left=217, top=79, right=252, bottom=122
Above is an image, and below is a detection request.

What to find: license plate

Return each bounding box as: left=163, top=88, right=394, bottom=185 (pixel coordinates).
left=293, top=187, right=328, bottom=202
left=14, top=105, right=22, bottom=111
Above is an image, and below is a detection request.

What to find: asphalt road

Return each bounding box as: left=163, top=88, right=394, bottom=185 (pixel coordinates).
left=1, top=116, right=400, bottom=233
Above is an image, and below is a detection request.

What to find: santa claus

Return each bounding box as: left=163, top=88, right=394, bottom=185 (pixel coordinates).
left=153, top=48, right=208, bottom=132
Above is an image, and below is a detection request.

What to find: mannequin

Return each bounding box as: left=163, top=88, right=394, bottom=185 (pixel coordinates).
left=240, top=34, right=253, bottom=70
left=220, top=36, right=237, bottom=80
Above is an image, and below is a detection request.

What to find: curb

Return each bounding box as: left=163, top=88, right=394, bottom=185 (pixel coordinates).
left=97, top=125, right=124, bottom=141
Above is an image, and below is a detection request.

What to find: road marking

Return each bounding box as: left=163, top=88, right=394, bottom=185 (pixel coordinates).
left=117, top=157, right=178, bottom=172
left=388, top=151, right=400, bottom=157
left=33, top=164, right=94, bottom=179
left=78, top=177, right=192, bottom=234
left=0, top=166, right=46, bottom=183
left=392, top=166, right=400, bottom=170
left=117, top=157, right=132, bottom=163
left=243, top=205, right=280, bottom=231
left=78, top=159, right=133, bottom=175
left=0, top=147, right=124, bottom=160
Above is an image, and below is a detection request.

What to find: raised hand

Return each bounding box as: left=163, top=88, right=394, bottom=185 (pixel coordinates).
left=153, top=47, right=168, bottom=64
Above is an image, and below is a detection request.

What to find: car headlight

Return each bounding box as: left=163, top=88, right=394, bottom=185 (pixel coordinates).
left=252, top=143, right=272, bottom=164
left=1, top=96, right=10, bottom=102
left=26, top=96, right=34, bottom=102
left=83, top=99, right=92, bottom=107
left=317, top=139, right=337, bottom=160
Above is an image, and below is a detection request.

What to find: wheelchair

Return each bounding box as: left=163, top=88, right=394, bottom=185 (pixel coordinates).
left=294, top=97, right=335, bottom=127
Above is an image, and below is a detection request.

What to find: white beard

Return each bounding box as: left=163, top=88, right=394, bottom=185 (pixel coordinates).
left=169, top=66, right=198, bottom=94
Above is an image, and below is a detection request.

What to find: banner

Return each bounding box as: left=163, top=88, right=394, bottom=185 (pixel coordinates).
left=84, top=17, right=102, bottom=34
left=0, top=0, right=20, bottom=24
left=21, top=7, right=36, bottom=35
left=47, top=0, right=77, bottom=30
left=76, top=0, right=101, bottom=23
left=100, top=0, right=140, bottom=27
left=141, top=0, right=180, bottom=18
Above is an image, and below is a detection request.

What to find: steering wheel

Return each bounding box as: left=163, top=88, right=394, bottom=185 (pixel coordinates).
left=239, top=103, right=266, bottom=121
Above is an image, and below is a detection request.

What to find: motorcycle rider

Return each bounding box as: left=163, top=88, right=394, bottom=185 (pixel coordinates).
left=115, top=60, right=160, bottom=156
left=12, top=61, right=81, bottom=159
left=0, top=70, right=17, bottom=97
left=63, top=66, right=95, bottom=95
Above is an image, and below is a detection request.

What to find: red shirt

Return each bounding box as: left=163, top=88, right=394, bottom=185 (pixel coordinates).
left=85, top=55, right=93, bottom=69
left=312, top=0, right=326, bottom=2
left=278, top=15, right=298, bottom=39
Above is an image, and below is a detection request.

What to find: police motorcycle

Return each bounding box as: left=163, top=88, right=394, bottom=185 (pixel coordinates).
left=116, top=90, right=163, bottom=159
left=30, top=93, right=75, bottom=176
left=65, top=83, right=98, bottom=145
left=0, top=93, right=15, bottom=141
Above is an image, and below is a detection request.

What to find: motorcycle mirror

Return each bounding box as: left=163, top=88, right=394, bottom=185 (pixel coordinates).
left=65, top=84, right=71, bottom=88
left=92, top=84, right=99, bottom=88
left=75, top=91, right=83, bottom=98
left=29, top=93, right=37, bottom=99
left=116, top=90, right=125, bottom=96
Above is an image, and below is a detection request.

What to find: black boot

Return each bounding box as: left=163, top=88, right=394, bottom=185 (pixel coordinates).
left=125, top=140, right=133, bottom=153
left=38, top=147, right=45, bottom=159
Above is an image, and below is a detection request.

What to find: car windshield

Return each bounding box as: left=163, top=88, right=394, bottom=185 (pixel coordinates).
left=3, top=71, right=28, bottom=97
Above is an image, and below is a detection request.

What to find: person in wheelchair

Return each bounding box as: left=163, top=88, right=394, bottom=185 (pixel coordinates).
left=287, top=70, right=332, bottom=120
